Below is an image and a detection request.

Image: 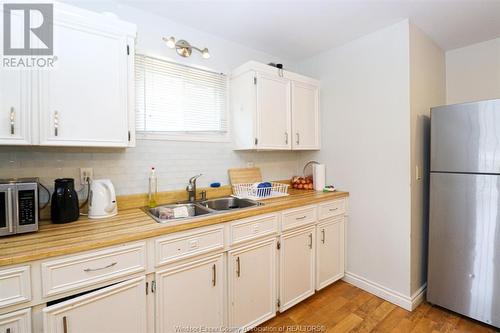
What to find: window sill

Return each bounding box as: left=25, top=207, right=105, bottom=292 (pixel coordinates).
left=136, top=132, right=231, bottom=143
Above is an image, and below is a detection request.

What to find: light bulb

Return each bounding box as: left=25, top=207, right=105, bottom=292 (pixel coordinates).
left=202, top=48, right=210, bottom=59
left=165, top=36, right=176, bottom=49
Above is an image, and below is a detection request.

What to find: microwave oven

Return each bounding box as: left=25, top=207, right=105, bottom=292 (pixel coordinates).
left=0, top=178, right=38, bottom=236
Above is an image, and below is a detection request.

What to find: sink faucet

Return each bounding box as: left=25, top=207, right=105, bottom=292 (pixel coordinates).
left=186, top=174, right=202, bottom=202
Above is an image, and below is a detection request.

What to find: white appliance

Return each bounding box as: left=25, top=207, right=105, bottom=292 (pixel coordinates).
left=88, top=179, right=117, bottom=219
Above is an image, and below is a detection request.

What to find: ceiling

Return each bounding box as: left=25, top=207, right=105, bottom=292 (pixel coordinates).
left=116, top=0, right=500, bottom=61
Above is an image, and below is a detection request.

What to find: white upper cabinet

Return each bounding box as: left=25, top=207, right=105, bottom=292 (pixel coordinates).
left=37, top=4, right=136, bottom=147
left=256, top=73, right=291, bottom=149
left=0, top=72, right=31, bottom=145
left=231, top=61, right=320, bottom=150
left=291, top=81, right=320, bottom=150
left=0, top=9, right=31, bottom=145
left=0, top=3, right=136, bottom=147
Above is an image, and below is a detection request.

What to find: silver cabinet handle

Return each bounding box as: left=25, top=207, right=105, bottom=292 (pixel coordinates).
left=296, top=133, right=300, bottom=145
left=329, top=208, right=338, bottom=212
left=83, top=262, right=117, bottom=272
left=212, top=264, right=216, bottom=286
left=308, top=233, right=313, bottom=249
left=63, top=316, right=68, bottom=333
left=285, top=132, right=288, bottom=144
left=7, top=188, right=13, bottom=233
left=321, top=229, right=326, bottom=244
left=54, top=111, right=59, bottom=137
left=295, top=216, right=307, bottom=220
left=151, top=280, right=156, bottom=293
left=9, top=107, right=15, bottom=135
left=236, top=257, right=241, bottom=277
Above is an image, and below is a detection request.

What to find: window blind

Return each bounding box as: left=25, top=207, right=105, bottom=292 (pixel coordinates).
left=135, top=54, right=228, bottom=134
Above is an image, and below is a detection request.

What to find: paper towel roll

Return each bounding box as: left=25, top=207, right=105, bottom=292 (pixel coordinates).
left=313, top=164, right=326, bottom=191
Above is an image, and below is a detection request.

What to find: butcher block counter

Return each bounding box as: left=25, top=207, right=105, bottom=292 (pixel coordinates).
left=0, top=189, right=349, bottom=267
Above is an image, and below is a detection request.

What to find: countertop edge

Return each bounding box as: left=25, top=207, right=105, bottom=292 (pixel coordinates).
left=1, top=191, right=349, bottom=267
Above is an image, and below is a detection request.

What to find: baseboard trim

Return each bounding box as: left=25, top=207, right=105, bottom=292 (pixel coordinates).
left=343, top=272, right=426, bottom=311
left=410, top=283, right=427, bottom=310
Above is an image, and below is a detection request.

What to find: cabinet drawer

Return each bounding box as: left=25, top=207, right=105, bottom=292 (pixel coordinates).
left=282, top=205, right=317, bottom=231
left=0, top=266, right=31, bottom=309
left=155, top=226, right=224, bottom=266
left=318, top=199, right=346, bottom=220
left=41, top=243, right=146, bottom=298
left=230, top=214, right=278, bottom=245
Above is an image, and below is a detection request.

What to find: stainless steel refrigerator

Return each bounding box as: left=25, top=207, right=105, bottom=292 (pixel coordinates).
left=428, top=98, right=500, bottom=328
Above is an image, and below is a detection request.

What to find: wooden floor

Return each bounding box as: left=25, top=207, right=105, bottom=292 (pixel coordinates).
left=259, top=281, right=499, bottom=333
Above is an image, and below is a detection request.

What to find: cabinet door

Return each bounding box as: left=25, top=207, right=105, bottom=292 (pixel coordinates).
left=256, top=73, right=291, bottom=149
left=43, top=277, right=147, bottom=333
left=0, top=308, right=31, bottom=333
left=291, top=81, right=319, bottom=150
left=228, top=238, right=277, bottom=331
left=316, top=218, right=345, bottom=290
left=0, top=8, right=31, bottom=146
left=279, top=226, right=315, bottom=311
left=38, top=9, right=130, bottom=147
left=156, top=254, right=224, bottom=333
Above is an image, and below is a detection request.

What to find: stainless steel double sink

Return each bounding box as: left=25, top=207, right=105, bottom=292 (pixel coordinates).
left=145, top=197, right=262, bottom=224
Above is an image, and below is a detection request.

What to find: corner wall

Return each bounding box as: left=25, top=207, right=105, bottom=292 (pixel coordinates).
left=297, top=20, right=413, bottom=300
left=409, top=23, right=446, bottom=296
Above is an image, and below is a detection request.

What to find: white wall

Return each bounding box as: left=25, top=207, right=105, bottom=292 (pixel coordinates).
left=446, top=37, right=500, bottom=104
left=0, top=143, right=299, bottom=196
left=66, top=1, right=296, bottom=73
left=0, top=2, right=300, bottom=196
left=409, top=24, right=446, bottom=295
left=297, top=21, right=413, bottom=297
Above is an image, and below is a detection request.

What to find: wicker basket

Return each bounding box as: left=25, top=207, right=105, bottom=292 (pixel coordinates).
left=232, top=182, right=289, bottom=200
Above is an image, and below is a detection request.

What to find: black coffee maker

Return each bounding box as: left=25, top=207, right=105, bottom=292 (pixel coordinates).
left=51, top=178, right=80, bottom=224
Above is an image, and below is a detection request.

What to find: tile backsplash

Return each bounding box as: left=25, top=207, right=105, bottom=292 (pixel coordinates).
left=0, top=140, right=301, bottom=201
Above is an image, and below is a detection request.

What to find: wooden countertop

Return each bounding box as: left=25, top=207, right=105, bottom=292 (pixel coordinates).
left=0, top=190, right=348, bottom=267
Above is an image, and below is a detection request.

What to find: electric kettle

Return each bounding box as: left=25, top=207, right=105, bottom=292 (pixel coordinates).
left=88, top=179, right=117, bottom=219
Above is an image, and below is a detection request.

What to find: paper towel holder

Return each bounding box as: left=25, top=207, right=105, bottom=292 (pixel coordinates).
left=303, top=160, right=320, bottom=177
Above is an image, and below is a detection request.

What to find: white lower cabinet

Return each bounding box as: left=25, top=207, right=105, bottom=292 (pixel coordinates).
left=279, top=226, right=316, bottom=311
left=4, top=200, right=346, bottom=333
left=316, top=217, right=345, bottom=290
left=228, top=238, right=277, bottom=331
left=0, top=308, right=31, bottom=333
left=155, top=253, right=225, bottom=333
left=43, top=276, right=147, bottom=333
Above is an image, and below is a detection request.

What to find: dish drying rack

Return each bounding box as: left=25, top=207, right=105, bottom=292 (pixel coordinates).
left=232, top=182, right=289, bottom=200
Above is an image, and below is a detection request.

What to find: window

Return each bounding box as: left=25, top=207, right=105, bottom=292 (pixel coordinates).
left=135, top=54, right=228, bottom=141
